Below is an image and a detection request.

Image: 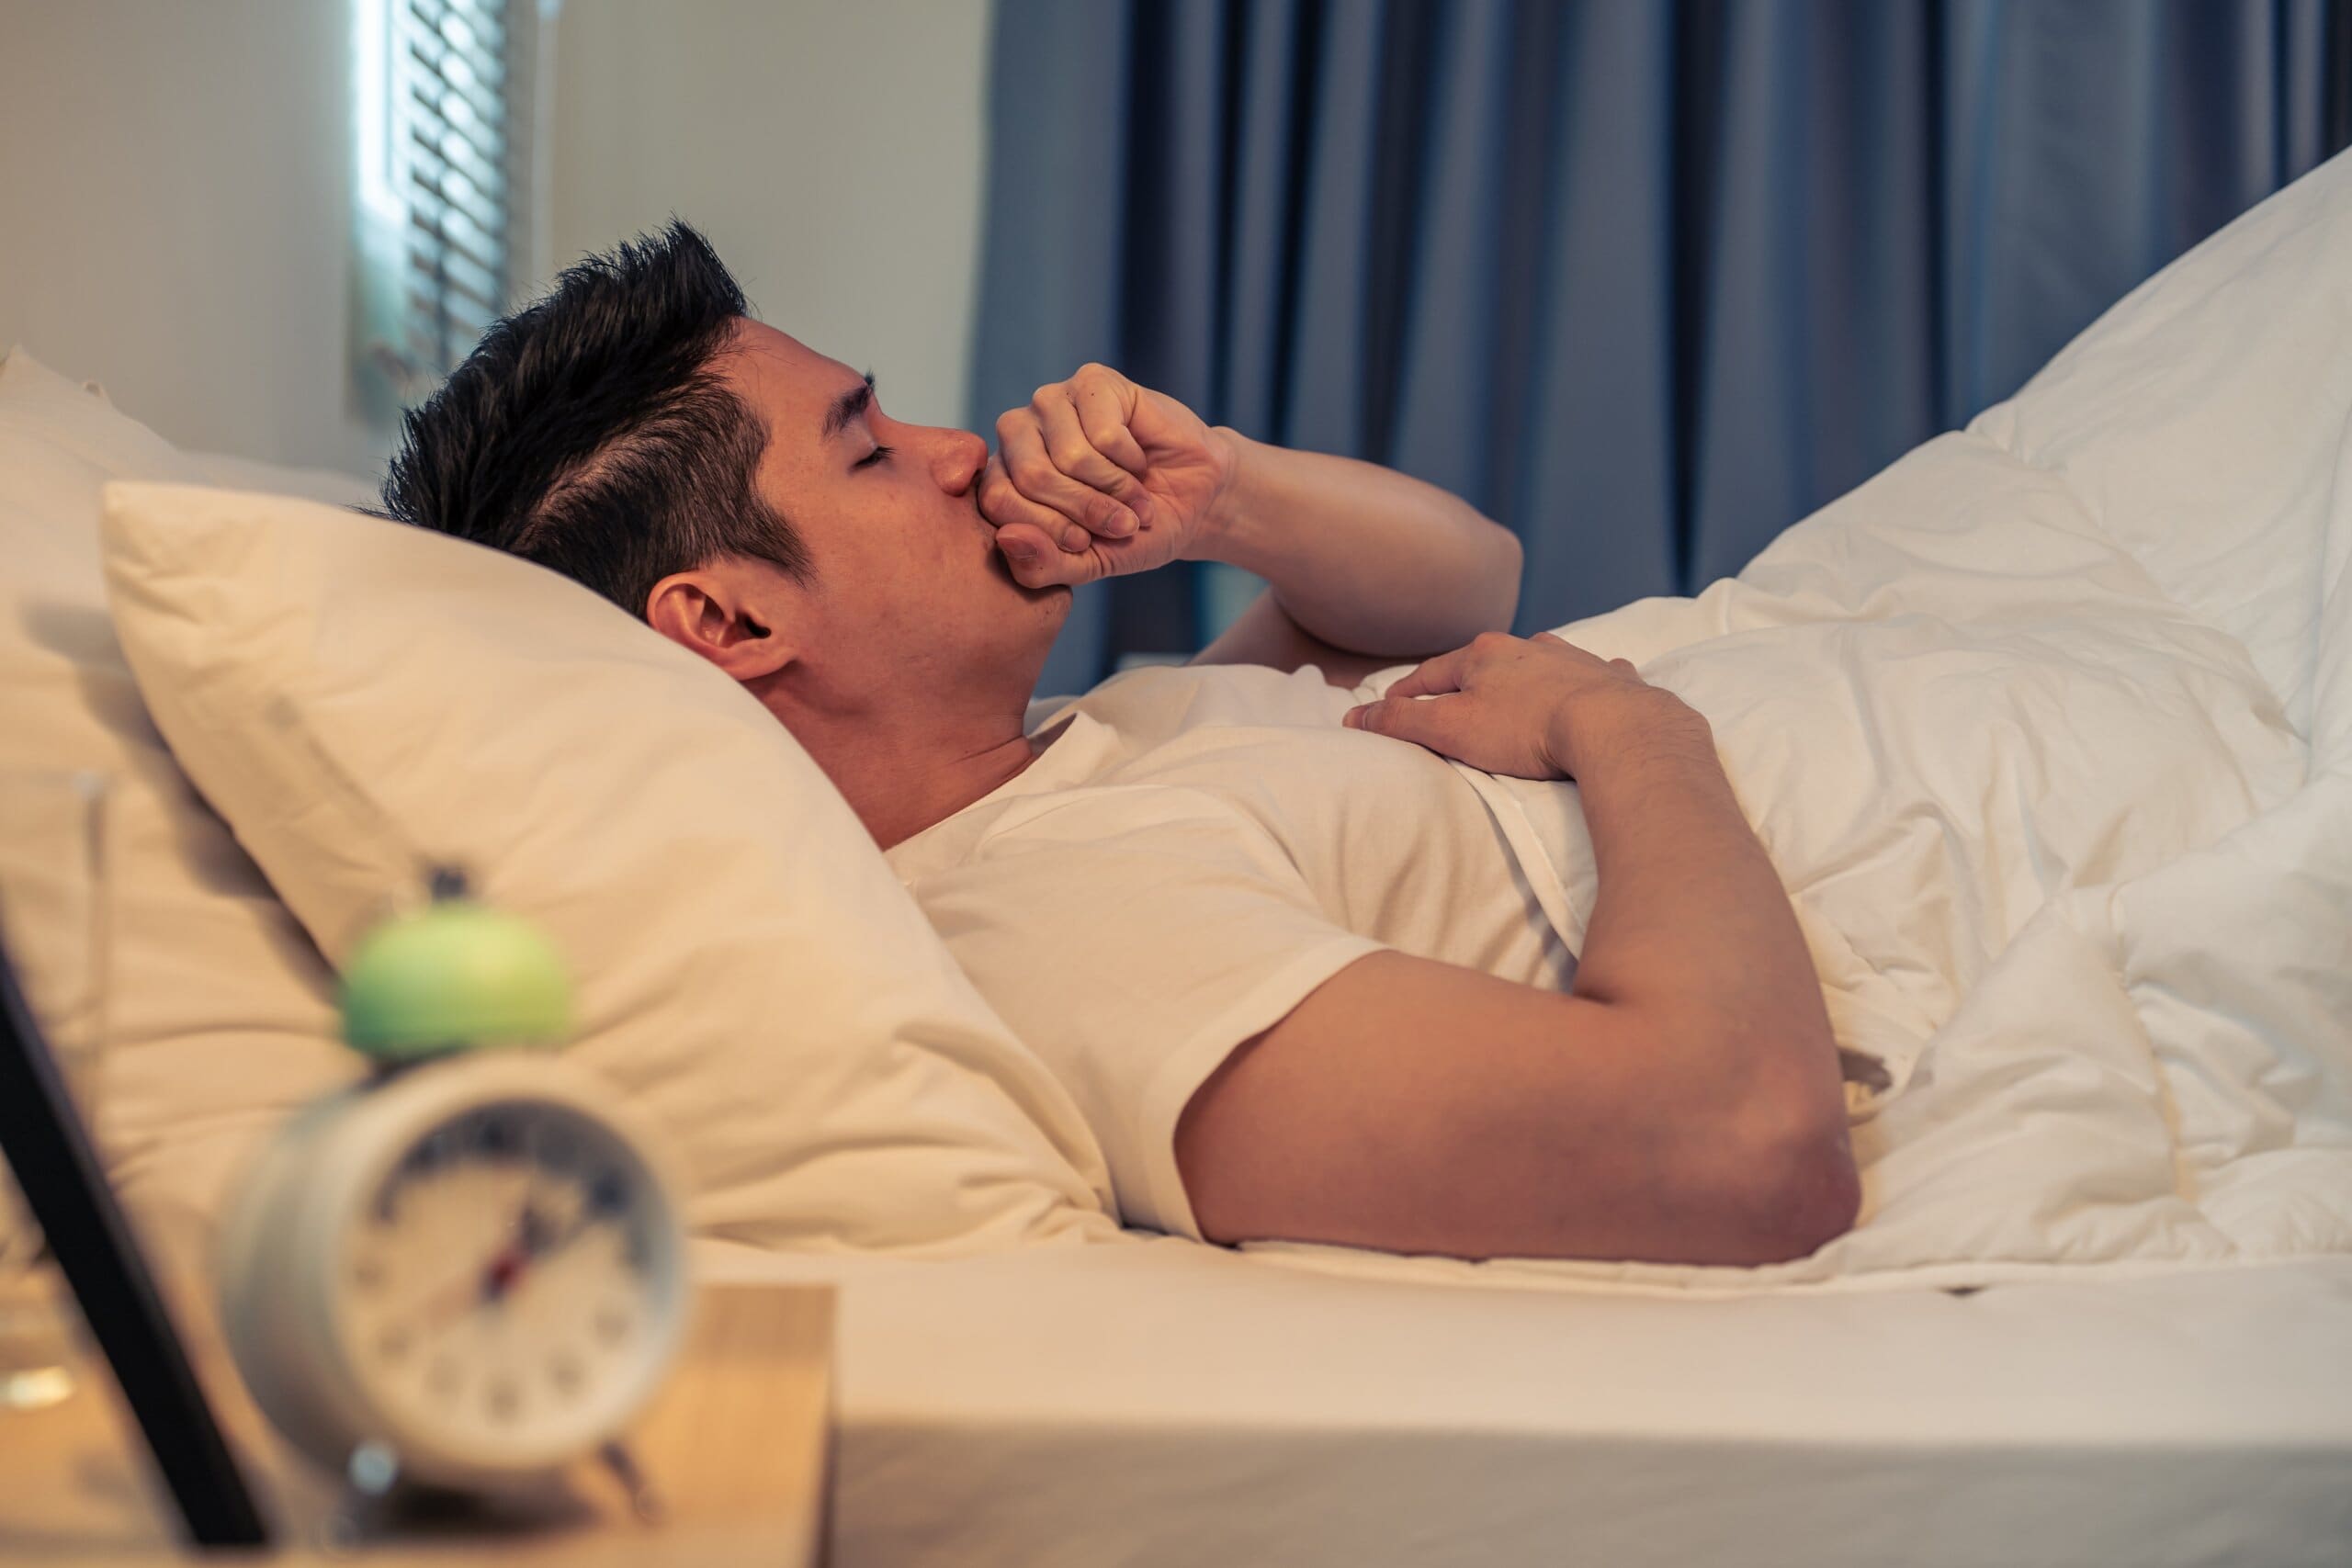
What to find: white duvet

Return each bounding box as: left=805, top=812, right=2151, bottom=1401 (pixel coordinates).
left=1245, top=152, right=2352, bottom=1295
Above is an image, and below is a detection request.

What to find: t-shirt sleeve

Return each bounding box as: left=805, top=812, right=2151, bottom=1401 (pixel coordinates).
left=903, top=792, right=1386, bottom=1240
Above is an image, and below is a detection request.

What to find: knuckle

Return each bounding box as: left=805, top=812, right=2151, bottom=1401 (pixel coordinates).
left=1471, top=629, right=1513, bottom=651
left=1031, top=382, right=1061, bottom=406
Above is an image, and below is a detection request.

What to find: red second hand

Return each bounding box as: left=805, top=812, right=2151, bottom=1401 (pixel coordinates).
left=483, top=1246, right=527, bottom=1301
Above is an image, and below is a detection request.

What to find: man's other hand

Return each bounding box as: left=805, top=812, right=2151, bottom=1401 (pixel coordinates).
left=980, top=363, right=1239, bottom=588
left=1341, top=632, right=1708, bottom=781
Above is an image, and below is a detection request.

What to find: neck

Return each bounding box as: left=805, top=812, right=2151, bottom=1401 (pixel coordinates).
left=844, top=728, right=1044, bottom=852
left=775, top=694, right=1044, bottom=852
left=750, top=620, right=1067, bottom=851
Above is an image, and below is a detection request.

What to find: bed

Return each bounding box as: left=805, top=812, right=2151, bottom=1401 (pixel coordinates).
left=7, top=124, right=2350, bottom=1568
left=701, top=147, right=2352, bottom=1563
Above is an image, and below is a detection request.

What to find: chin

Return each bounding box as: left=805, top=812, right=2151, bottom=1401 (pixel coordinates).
left=1030, top=577, right=1073, bottom=639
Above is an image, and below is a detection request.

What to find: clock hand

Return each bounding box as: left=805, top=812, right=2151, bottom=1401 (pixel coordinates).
left=475, top=1189, right=610, bottom=1305
left=492, top=1203, right=602, bottom=1288
left=407, top=1190, right=550, bottom=1328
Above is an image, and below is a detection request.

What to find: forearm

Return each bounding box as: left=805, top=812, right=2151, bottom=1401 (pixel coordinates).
left=1187, top=430, right=1522, bottom=657
left=1567, top=718, right=1844, bottom=1128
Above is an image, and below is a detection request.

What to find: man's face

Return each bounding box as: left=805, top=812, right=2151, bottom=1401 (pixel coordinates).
left=712, top=318, right=1069, bottom=705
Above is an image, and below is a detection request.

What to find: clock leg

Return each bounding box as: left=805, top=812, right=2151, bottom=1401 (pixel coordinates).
left=598, top=1439, right=662, bottom=1524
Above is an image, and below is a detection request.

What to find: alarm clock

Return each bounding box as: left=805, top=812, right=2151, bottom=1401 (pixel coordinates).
left=214, top=876, right=691, bottom=1498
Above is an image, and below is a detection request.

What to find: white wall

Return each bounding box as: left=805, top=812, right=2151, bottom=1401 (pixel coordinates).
left=550, top=0, right=996, bottom=430
left=0, top=0, right=390, bottom=474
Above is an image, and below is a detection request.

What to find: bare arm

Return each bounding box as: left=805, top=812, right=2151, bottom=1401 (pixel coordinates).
left=1177, top=948, right=1854, bottom=1266
left=1187, top=431, right=1523, bottom=660
left=1563, top=708, right=1849, bottom=1142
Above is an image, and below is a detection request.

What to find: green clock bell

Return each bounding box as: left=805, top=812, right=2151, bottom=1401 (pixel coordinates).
left=338, top=868, right=573, bottom=1063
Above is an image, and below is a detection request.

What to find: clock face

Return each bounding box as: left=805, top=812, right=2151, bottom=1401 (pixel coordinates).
left=330, top=1096, right=681, bottom=1471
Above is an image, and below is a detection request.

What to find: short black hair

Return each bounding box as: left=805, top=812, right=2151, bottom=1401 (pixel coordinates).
left=380, top=220, right=810, bottom=617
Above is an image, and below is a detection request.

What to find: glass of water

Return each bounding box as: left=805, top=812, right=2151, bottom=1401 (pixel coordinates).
left=0, top=769, right=110, bottom=1411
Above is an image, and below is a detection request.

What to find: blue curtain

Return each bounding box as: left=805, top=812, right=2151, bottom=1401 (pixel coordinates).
left=970, top=0, right=2352, bottom=700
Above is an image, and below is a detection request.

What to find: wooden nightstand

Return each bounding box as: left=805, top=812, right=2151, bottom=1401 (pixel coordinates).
left=0, top=1279, right=833, bottom=1566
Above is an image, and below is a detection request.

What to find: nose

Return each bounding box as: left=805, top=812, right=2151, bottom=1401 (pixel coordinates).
left=936, top=427, right=988, bottom=494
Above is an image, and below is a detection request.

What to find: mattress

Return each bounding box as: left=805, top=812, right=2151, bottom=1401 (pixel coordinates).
left=702, top=1238, right=2352, bottom=1567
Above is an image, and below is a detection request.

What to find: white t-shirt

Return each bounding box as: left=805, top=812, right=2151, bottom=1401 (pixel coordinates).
left=884, top=660, right=1597, bottom=1240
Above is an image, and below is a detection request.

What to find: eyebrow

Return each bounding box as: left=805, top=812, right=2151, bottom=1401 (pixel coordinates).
left=821, top=371, right=876, bottom=442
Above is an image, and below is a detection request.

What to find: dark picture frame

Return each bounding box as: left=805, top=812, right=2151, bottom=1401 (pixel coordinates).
left=0, top=936, right=269, bottom=1549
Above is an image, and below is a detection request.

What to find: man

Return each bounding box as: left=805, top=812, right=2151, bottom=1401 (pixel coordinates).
left=385, top=223, right=1860, bottom=1268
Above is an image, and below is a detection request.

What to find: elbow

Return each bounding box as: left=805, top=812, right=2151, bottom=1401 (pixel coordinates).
left=1487, top=524, right=1523, bottom=631
left=1743, top=1119, right=1863, bottom=1265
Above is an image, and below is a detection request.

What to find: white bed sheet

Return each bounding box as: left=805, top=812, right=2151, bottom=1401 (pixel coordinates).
left=699, top=1238, right=2352, bottom=1567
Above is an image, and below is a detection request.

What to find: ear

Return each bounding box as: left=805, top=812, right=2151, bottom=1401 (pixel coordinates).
left=644, top=560, right=797, bottom=682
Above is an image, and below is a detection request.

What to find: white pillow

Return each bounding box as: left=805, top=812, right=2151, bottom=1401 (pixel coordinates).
left=100, top=481, right=1123, bottom=1254
left=0, top=348, right=359, bottom=1268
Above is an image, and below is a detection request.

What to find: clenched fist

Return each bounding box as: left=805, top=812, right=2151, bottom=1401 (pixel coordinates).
left=980, top=363, right=1238, bottom=588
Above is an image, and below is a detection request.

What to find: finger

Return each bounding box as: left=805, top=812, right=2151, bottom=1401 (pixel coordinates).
left=1341, top=692, right=1474, bottom=757
left=1035, top=389, right=1148, bottom=532
left=978, top=454, right=1072, bottom=538
left=1002, top=526, right=1104, bottom=590
left=993, top=414, right=1104, bottom=550
left=1000, top=407, right=1139, bottom=549
left=993, top=522, right=1059, bottom=562
left=995, top=524, right=1076, bottom=587
left=1069, top=369, right=1150, bottom=476
left=1382, top=643, right=1476, bottom=702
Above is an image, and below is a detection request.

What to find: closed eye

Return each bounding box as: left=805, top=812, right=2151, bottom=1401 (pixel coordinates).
left=855, top=444, right=895, bottom=470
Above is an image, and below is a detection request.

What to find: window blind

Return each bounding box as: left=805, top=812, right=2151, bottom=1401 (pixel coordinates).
left=354, top=0, right=539, bottom=402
